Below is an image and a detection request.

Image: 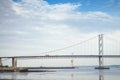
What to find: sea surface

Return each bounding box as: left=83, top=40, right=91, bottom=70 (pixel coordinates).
left=0, top=66, right=120, bottom=80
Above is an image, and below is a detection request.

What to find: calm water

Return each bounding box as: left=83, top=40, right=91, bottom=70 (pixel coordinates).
left=0, top=66, right=120, bottom=80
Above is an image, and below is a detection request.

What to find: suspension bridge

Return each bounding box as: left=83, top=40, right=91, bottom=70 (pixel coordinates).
left=0, top=34, right=120, bottom=72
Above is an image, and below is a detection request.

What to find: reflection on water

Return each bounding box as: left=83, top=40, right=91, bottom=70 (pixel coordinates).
left=71, top=73, right=74, bottom=80
left=69, top=70, right=104, bottom=80
left=99, top=70, right=104, bottom=80
left=11, top=72, right=28, bottom=80
left=0, top=68, right=120, bottom=80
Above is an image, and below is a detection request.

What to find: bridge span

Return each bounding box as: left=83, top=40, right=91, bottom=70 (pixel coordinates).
left=0, top=54, right=120, bottom=72
left=0, top=55, right=120, bottom=59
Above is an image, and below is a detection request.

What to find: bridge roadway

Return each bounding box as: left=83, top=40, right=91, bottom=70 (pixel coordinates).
left=0, top=55, right=120, bottom=59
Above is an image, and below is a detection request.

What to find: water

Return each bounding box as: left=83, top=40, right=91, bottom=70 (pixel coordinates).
left=0, top=66, right=120, bottom=80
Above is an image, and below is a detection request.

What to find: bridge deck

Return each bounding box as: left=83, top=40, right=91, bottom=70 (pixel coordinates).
left=0, top=55, right=120, bottom=58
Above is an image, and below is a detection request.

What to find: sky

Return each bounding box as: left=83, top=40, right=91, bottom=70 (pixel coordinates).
left=0, top=0, right=120, bottom=66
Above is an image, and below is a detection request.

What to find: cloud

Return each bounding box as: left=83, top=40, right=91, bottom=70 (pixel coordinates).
left=0, top=30, right=29, bottom=35
left=11, top=0, right=113, bottom=22
left=0, top=0, right=120, bottom=57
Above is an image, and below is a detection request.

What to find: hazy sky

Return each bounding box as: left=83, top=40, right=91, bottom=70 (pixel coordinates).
left=0, top=0, right=120, bottom=57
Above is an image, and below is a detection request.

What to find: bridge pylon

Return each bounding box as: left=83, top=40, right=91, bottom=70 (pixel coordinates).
left=95, top=34, right=109, bottom=69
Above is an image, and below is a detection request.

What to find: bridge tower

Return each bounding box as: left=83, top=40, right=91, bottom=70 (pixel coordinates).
left=95, top=34, right=109, bottom=69
left=99, top=34, right=104, bottom=68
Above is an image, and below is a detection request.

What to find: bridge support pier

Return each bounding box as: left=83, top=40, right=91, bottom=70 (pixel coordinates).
left=12, top=57, right=17, bottom=71
left=0, top=58, right=2, bottom=66
left=95, top=34, right=109, bottom=69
